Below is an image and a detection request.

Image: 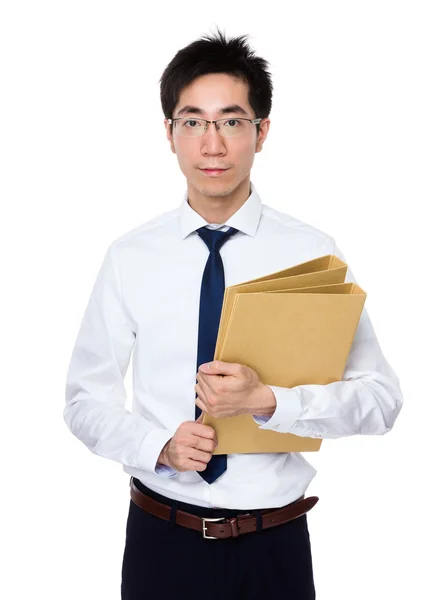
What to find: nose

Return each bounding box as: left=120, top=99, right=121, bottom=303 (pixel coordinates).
left=201, top=122, right=227, bottom=155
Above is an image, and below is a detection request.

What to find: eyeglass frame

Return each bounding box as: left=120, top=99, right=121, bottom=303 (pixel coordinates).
left=167, top=116, right=264, bottom=136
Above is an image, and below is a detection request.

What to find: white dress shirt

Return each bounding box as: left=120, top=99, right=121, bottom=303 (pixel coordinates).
left=64, top=181, right=403, bottom=510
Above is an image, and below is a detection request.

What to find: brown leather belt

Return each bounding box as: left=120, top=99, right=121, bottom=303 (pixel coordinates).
left=129, top=477, right=319, bottom=539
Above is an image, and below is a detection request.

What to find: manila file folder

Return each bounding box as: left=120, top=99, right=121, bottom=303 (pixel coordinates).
left=202, top=255, right=367, bottom=454
left=215, top=254, right=348, bottom=358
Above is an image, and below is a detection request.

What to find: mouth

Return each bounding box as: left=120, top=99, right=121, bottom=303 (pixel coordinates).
left=199, top=168, right=230, bottom=177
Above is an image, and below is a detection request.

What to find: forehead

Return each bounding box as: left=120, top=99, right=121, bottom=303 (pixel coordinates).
left=174, top=73, right=252, bottom=117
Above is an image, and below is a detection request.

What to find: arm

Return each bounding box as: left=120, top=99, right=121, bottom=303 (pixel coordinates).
left=63, top=243, right=178, bottom=478
left=252, top=240, right=404, bottom=438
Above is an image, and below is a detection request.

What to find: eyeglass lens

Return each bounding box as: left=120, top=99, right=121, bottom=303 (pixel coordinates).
left=174, top=118, right=251, bottom=137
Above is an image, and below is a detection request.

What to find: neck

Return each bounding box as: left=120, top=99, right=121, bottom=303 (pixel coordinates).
left=187, top=175, right=251, bottom=224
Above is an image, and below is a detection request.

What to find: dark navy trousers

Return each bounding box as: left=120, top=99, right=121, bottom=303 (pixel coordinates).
left=121, top=478, right=316, bottom=599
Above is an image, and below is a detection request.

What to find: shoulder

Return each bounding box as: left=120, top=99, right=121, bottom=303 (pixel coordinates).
left=109, top=206, right=180, bottom=250
left=261, top=203, right=335, bottom=248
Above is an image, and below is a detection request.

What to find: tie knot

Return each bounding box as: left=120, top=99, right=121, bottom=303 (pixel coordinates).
left=196, top=226, right=239, bottom=252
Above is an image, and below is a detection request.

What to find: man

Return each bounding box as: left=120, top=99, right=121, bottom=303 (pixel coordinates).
left=64, top=28, right=403, bottom=600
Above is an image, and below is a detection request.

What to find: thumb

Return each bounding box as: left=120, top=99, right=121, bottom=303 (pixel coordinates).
left=199, top=360, right=234, bottom=376
left=196, top=411, right=204, bottom=424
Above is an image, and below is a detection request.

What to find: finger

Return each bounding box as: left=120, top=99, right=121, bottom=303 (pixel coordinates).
left=191, top=448, right=213, bottom=463
left=197, top=372, right=213, bottom=396
left=187, top=460, right=208, bottom=472
left=175, top=458, right=208, bottom=472
left=194, top=436, right=216, bottom=453
left=195, top=397, right=207, bottom=415
left=191, top=419, right=218, bottom=442
left=198, top=360, right=237, bottom=376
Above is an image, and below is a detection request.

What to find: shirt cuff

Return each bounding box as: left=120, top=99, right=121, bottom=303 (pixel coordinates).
left=252, top=385, right=305, bottom=433
left=154, top=463, right=178, bottom=477
left=137, top=428, right=178, bottom=477
left=252, top=414, right=271, bottom=425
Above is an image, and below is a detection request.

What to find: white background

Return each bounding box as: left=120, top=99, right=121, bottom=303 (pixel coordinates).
left=1, top=1, right=445, bottom=598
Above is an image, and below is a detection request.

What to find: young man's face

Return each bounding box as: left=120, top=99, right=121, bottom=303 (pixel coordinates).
left=164, top=73, right=270, bottom=199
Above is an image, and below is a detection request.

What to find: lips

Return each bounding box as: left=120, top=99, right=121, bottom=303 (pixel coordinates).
left=199, top=168, right=229, bottom=176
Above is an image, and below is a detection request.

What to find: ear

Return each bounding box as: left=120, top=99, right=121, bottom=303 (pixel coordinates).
left=256, top=118, right=270, bottom=153
left=164, top=118, right=176, bottom=154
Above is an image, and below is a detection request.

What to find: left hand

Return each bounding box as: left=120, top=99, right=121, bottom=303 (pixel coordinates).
left=195, top=360, right=269, bottom=418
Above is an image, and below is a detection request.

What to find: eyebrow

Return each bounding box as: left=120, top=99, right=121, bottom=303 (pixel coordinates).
left=175, top=104, right=250, bottom=118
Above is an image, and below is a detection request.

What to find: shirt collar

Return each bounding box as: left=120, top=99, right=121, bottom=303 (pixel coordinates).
left=179, top=181, right=263, bottom=240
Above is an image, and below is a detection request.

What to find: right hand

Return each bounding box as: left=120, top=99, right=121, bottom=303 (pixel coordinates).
left=159, top=413, right=218, bottom=472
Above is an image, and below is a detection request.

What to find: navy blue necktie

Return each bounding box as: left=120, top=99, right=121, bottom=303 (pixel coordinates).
left=195, top=225, right=239, bottom=484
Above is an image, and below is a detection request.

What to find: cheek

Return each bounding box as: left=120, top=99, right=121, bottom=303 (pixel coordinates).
left=173, top=138, right=195, bottom=160
left=175, top=150, right=197, bottom=175
left=236, top=137, right=257, bottom=158
left=175, top=145, right=189, bottom=162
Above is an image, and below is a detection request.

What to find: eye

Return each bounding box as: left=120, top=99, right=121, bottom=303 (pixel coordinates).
left=224, top=119, right=241, bottom=127
left=184, top=119, right=203, bottom=128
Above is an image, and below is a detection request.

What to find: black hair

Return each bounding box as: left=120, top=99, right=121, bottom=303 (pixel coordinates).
left=159, top=27, right=273, bottom=137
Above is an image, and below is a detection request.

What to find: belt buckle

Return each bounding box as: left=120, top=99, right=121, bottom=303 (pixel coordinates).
left=202, top=516, right=226, bottom=539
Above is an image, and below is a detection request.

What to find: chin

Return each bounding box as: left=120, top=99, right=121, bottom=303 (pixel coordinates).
left=191, top=178, right=236, bottom=198
left=198, top=186, right=236, bottom=197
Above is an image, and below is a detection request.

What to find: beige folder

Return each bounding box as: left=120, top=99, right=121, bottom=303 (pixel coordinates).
left=202, top=255, right=366, bottom=454
left=215, top=254, right=348, bottom=357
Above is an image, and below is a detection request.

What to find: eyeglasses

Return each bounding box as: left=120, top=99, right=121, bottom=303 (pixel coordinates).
left=167, top=117, right=263, bottom=138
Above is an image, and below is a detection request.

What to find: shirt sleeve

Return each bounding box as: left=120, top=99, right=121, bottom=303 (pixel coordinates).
left=251, top=239, right=404, bottom=438
left=63, top=242, right=178, bottom=478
